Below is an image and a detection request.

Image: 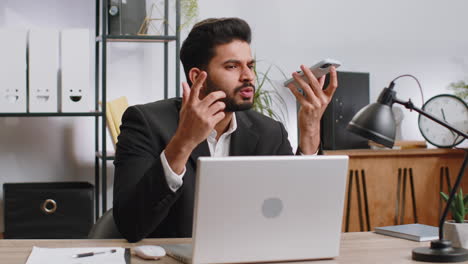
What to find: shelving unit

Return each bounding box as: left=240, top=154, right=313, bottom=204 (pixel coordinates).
left=0, top=112, right=102, bottom=117
left=0, top=0, right=181, bottom=222
left=95, top=0, right=181, bottom=218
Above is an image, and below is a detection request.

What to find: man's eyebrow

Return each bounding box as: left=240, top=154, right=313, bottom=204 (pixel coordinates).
left=223, top=59, right=241, bottom=65
left=222, top=59, right=256, bottom=65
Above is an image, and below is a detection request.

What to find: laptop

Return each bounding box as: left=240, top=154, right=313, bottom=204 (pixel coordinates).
left=163, top=155, right=349, bottom=264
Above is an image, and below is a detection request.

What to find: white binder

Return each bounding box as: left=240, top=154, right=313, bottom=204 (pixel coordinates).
left=29, top=29, right=59, bottom=113
left=0, top=29, right=28, bottom=113
left=60, top=29, right=90, bottom=112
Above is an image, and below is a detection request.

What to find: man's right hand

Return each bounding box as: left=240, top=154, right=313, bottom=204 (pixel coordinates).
left=164, top=71, right=226, bottom=174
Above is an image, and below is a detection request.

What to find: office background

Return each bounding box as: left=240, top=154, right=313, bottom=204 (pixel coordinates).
left=0, top=0, right=467, bottom=233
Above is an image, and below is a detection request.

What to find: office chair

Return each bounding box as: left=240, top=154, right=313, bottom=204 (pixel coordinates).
left=88, top=209, right=122, bottom=239
left=101, top=96, right=129, bottom=148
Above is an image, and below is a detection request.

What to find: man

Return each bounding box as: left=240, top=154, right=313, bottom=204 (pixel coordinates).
left=113, top=17, right=337, bottom=242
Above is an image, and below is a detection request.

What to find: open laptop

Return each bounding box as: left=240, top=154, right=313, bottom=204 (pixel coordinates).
left=163, top=155, right=349, bottom=264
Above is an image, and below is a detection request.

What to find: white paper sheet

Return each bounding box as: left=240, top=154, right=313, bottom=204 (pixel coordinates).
left=26, top=247, right=127, bottom=264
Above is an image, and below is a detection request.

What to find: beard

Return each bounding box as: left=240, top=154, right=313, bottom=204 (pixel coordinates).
left=205, top=77, right=255, bottom=112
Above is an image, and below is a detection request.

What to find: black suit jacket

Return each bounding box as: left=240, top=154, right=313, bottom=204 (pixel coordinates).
left=113, top=98, right=294, bottom=242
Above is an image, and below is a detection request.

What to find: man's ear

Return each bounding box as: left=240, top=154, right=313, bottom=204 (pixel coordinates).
left=188, top=68, right=203, bottom=87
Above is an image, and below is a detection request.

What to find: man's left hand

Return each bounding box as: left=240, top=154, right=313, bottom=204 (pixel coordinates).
left=287, top=65, right=338, bottom=154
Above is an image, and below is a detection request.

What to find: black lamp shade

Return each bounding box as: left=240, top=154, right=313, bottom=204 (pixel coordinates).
left=346, top=102, right=396, bottom=148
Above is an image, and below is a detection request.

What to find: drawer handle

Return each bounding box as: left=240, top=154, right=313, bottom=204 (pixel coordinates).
left=41, top=199, right=57, bottom=214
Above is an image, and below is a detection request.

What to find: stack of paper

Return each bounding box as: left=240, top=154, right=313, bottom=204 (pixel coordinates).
left=26, top=247, right=129, bottom=264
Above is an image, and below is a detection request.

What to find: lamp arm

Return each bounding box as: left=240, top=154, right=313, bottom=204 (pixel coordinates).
left=393, top=98, right=468, bottom=139
left=393, top=97, right=468, bottom=240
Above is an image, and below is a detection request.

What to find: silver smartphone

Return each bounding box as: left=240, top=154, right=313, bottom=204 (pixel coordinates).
left=283, top=58, right=341, bottom=88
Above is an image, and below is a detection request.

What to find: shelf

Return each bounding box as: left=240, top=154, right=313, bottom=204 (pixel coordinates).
left=96, top=35, right=177, bottom=43
left=93, top=0, right=181, bottom=217
left=96, top=151, right=115, bottom=161
left=0, top=112, right=103, bottom=117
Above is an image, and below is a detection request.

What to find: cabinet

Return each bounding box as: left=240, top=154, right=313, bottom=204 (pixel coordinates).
left=95, top=0, right=181, bottom=217
left=325, top=149, right=468, bottom=232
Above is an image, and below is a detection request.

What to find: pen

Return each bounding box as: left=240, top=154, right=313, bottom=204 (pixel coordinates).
left=72, top=249, right=117, bottom=258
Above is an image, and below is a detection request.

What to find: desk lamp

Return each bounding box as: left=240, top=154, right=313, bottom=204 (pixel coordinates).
left=347, top=75, right=468, bottom=262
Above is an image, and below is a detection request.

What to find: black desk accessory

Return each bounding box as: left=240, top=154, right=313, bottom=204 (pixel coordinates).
left=347, top=74, right=468, bottom=262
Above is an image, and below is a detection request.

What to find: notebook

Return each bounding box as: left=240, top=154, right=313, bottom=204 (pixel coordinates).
left=25, top=247, right=130, bottom=264
left=163, top=155, right=349, bottom=264
left=375, top=224, right=439, bottom=242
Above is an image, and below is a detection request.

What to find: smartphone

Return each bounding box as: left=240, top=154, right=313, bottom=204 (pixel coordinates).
left=283, top=58, right=342, bottom=88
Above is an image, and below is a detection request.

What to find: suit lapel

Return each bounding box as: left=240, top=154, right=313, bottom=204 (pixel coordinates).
left=230, top=112, right=259, bottom=156
left=188, top=111, right=260, bottom=165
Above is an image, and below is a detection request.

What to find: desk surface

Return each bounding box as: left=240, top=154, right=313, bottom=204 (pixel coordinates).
left=0, top=232, right=447, bottom=264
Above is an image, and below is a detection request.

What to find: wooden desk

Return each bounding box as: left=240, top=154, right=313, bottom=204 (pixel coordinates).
left=325, top=149, right=467, bottom=232
left=0, top=232, right=444, bottom=264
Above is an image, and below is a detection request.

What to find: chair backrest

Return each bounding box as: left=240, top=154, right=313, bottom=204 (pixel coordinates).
left=104, top=96, right=129, bottom=147
left=88, top=209, right=122, bottom=239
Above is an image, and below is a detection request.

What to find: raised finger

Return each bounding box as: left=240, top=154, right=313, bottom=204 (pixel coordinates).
left=318, top=75, right=326, bottom=88
left=207, top=101, right=226, bottom=116
left=292, top=71, right=318, bottom=102
left=314, top=75, right=328, bottom=102
left=301, top=65, right=323, bottom=95
left=210, top=111, right=226, bottom=126
left=201, top=90, right=226, bottom=106
left=190, top=71, right=207, bottom=102
left=324, top=66, right=338, bottom=97
left=293, top=71, right=325, bottom=108
left=182, top=82, right=191, bottom=105
left=286, top=82, right=308, bottom=106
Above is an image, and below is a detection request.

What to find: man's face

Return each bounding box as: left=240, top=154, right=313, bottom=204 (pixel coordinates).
left=203, top=40, right=256, bottom=112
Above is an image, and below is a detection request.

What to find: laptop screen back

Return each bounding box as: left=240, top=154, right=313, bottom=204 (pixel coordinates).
left=191, top=155, right=349, bottom=264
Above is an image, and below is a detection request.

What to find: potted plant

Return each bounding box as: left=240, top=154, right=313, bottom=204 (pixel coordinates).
left=440, top=188, right=468, bottom=248
left=448, top=80, right=468, bottom=101
left=180, top=0, right=199, bottom=31
left=252, top=62, right=289, bottom=124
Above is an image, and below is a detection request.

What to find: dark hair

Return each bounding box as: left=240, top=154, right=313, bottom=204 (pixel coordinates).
left=180, top=17, right=252, bottom=86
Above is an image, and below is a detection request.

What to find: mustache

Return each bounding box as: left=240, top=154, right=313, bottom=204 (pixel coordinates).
left=234, top=83, right=256, bottom=93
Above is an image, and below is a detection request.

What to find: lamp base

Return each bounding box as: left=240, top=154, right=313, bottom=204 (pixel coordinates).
left=412, top=240, right=468, bottom=262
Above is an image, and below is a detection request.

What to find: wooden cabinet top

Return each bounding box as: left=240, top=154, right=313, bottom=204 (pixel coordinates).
left=324, top=148, right=466, bottom=157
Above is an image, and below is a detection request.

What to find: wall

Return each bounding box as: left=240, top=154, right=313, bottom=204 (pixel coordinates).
left=197, top=0, right=468, bottom=147
left=0, top=0, right=467, bottom=232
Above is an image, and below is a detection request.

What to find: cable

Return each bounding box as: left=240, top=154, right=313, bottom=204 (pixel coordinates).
left=390, top=74, right=425, bottom=106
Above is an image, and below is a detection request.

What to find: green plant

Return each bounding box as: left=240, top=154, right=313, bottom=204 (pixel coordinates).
left=180, top=0, right=199, bottom=31
left=448, top=80, right=468, bottom=100
left=440, top=188, right=468, bottom=223
left=252, top=63, right=289, bottom=124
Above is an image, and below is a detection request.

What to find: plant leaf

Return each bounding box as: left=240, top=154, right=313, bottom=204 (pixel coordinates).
left=448, top=80, right=468, bottom=100
left=251, top=58, right=290, bottom=123
left=258, top=65, right=272, bottom=92
left=454, top=210, right=464, bottom=223
left=458, top=189, right=465, bottom=219
left=440, top=192, right=449, bottom=202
